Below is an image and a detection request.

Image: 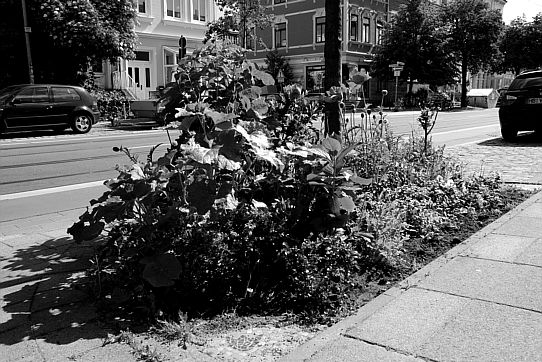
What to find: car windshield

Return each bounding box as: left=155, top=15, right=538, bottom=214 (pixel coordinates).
left=508, top=72, right=542, bottom=91
left=0, top=85, right=24, bottom=103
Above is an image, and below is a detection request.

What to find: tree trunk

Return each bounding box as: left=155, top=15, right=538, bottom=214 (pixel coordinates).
left=460, top=58, right=468, bottom=108
left=324, top=0, right=341, bottom=137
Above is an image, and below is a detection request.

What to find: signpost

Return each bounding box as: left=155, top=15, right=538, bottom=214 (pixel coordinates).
left=389, top=62, right=404, bottom=106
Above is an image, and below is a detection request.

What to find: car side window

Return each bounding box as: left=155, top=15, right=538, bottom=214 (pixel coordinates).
left=13, top=87, right=49, bottom=103
left=52, top=87, right=81, bottom=102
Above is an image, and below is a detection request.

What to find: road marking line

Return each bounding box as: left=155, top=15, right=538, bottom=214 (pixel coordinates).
left=0, top=181, right=106, bottom=201
left=432, top=124, right=497, bottom=136
left=0, top=130, right=166, bottom=146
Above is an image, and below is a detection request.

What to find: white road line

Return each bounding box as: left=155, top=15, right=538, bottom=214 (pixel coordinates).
left=0, top=180, right=106, bottom=201
left=432, top=124, right=498, bottom=136
left=0, top=130, right=166, bottom=146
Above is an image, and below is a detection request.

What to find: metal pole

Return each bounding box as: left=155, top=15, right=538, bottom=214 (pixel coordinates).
left=21, top=0, right=34, bottom=84
left=394, top=76, right=398, bottom=105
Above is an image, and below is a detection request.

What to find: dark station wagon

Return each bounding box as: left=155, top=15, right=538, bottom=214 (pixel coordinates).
left=498, top=70, right=542, bottom=141
left=0, top=84, right=100, bottom=134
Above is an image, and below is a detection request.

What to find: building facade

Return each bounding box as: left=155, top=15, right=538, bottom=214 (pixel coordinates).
left=246, top=0, right=404, bottom=104
left=100, top=0, right=220, bottom=99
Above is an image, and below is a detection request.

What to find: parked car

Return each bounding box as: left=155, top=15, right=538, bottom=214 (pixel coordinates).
left=0, top=84, right=100, bottom=134
left=498, top=70, right=542, bottom=141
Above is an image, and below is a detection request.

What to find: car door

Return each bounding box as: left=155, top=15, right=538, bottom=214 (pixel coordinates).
left=3, top=86, right=53, bottom=129
left=50, top=86, right=82, bottom=124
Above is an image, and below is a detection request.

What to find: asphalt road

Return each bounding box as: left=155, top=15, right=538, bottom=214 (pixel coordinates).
left=0, top=108, right=504, bottom=222
left=0, top=108, right=500, bottom=195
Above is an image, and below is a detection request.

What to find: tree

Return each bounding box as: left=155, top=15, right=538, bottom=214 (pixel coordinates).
left=264, top=50, right=294, bottom=85
left=441, top=0, right=503, bottom=107
left=205, top=0, right=273, bottom=47
left=324, top=0, right=342, bottom=137
left=497, top=14, right=542, bottom=75
left=373, top=0, right=457, bottom=93
left=24, top=0, right=137, bottom=84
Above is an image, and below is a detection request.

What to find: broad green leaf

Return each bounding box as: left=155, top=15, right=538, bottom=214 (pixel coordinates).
left=321, top=137, right=342, bottom=154
left=251, top=98, right=269, bottom=115
left=218, top=154, right=241, bottom=170
left=204, top=109, right=237, bottom=124
left=252, top=69, right=275, bottom=86
left=332, top=194, right=356, bottom=215
left=240, top=95, right=251, bottom=110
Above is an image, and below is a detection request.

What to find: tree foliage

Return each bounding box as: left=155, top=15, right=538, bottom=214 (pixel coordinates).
left=26, top=0, right=137, bottom=84
left=264, top=50, right=294, bottom=85
left=441, top=0, right=503, bottom=107
left=496, top=14, right=542, bottom=75
left=372, top=0, right=457, bottom=92
left=205, top=0, right=273, bottom=47
left=30, top=0, right=137, bottom=61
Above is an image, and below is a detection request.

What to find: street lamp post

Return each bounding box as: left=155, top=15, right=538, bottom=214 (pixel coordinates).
left=21, top=0, right=34, bottom=84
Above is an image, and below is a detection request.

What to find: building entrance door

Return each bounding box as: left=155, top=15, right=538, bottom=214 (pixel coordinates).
left=127, top=51, right=153, bottom=99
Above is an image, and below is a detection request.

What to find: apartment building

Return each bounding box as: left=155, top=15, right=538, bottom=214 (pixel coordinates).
left=99, top=0, right=220, bottom=99
left=246, top=0, right=405, bottom=102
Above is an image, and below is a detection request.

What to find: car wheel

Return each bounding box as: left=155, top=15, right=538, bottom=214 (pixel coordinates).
left=501, top=126, right=517, bottom=141
left=71, top=113, right=92, bottom=134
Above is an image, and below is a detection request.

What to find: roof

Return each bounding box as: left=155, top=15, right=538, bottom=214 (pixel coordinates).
left=467, top=88, right=498, bottom=97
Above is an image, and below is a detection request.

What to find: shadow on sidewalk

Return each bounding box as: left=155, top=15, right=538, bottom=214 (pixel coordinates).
left=478, top=132, right=542, bottom=147
left=0, top=235, right=105, bottom=345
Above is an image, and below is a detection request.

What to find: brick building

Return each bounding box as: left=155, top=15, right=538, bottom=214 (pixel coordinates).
left=246, top=0, right=407, bottom=104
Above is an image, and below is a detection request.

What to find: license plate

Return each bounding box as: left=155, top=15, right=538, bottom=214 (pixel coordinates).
left=527, top=98, right=542, bottom=104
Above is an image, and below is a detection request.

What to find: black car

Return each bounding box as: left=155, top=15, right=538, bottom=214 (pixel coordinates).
left=0, top=84, right=100, bottom=134
left=498, top=70, right=542, bottom=141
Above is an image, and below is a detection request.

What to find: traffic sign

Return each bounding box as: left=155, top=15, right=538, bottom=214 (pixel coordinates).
left=394, top=70, right=401, bottom=77
left=393, top=67, right=403, bottom=72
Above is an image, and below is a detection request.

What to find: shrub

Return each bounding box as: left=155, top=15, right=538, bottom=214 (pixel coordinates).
left=87, top=88, right=130, bottom=124
left=69, top=42, right=528, bottom=325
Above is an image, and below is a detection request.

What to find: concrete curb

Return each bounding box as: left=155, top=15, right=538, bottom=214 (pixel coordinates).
left=281, top=189, right=542, bottom=361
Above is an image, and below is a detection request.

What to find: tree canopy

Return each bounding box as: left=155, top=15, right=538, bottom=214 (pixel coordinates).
left=205, top=0, right=273, bottom=47
left=373, top=0, right=457, bottom=93
left=497, top=14, right=542, bottom=75
left=441, top=0, right=503, bottom=107
left=27, top=0, right=138, bottom=84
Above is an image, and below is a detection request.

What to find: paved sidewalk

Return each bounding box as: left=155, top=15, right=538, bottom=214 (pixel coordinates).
left=283, top=190, right=542, bottom=361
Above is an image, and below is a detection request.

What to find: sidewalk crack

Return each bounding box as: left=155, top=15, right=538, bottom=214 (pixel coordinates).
left=458, top=254, right=542, bottom=269
left=341, top=334, right=439, bottom=362
left=414, top=286, right=542, bottom=315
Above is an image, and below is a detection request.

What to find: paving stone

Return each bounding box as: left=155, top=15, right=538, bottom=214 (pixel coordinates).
left=29, top=302, right=97, bottom=337
left=346, top=288, right=542, bottom=362
left=346, top=288, right=464, bottom=352
left=493, top=215, right=542, bottom=238
left=415, top=298, right=542, bottom=362
left=417, top=256, right=542, bottom=312
left=34, top=323, right=119, bottom=361
left=291, top=335, right=425, bottom=362
left=461, top=234, right=542, bottom=267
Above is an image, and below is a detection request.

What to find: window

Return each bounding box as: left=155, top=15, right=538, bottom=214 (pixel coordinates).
left=135, top=51, right=150, bottom=61
left=376, top=22, right=384, bottom=45
left=362, top=17, right=370, bottom=43
left=52, top=87, right=81, bottom=102
left=315, top=17, right=325, bottom=43
left=193, top=0, right=206, bottom=21
left=166, top=0, right=181, bottom=18
left=274, top=0, right=286, bottom=4
left=137, top=0, right=146, bottom=13
left=14, top=87, right=49, bottom=103
left=350, top=14, right=359, bottom=41
left=275, top=22, right=286, bottom=48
